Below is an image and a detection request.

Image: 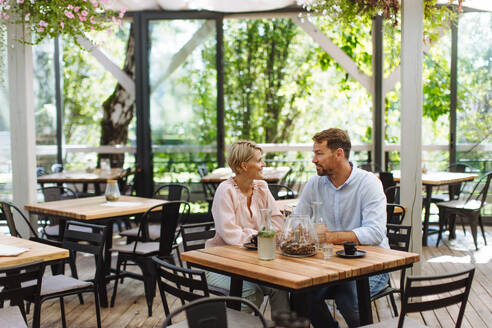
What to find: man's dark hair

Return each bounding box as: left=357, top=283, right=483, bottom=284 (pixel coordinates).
left=313, top=128, right=351, bottom=160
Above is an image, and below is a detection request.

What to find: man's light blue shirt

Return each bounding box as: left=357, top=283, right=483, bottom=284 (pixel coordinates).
left=294, top=165, right=389, bottom=248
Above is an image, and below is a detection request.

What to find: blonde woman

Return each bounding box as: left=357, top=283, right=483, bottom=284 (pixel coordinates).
left=205, top=140, right=290, bottom=312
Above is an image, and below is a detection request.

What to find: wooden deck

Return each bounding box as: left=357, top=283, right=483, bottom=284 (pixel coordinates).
left=25, top=227, right=492, bottom=328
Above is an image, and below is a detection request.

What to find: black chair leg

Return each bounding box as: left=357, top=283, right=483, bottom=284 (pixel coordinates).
left=111, top=256, right=123, bottom=307
left=478, top=215, right=487, bottom=246
left=60, top=297, right=67, bottom=328
left=469, top=213, right=479, bottom=250
left=436, top=209, right=446, bottom=247
left=32, top=301, right=41, bottom=328
left=94, top=288, right=102, bottom=328
left=388, top=293, right=399, bottom=317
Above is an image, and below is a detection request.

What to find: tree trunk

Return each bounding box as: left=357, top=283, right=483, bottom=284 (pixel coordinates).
left=98, top=24, right=135, bottom=168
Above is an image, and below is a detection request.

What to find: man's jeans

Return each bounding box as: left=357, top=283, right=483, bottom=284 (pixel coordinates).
left=307, top=273, right=389, bottom=328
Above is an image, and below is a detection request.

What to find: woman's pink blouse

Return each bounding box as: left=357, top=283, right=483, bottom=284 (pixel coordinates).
left=205, top=177, right=285, bottom=248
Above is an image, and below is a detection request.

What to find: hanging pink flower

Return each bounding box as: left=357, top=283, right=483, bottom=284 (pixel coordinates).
left=81, top=10, right=88, bottom=16
left=64, top=10, right=74, bottom=19
left=38, top=27, right=44, bottom=32
left=67, top=4, right=73, bottom=9
left=90, top=16, right=96, bottom=24
left=60, top=22, right=64, bottom=29
left=73, top=6, right=79, bottom=12
left=91, top=1, right=98, bottom=7
left=39, top=20, right=48, bottom=27
left=24, top=13, right=30, bottom=21
left=78, top=14, right=87, bottom=22
left=17, top=0, right=24, bottom=3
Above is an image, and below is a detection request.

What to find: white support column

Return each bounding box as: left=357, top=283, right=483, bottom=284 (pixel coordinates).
left=7, top=23, right=37, bottom=236
left=401, top=0, right=423, bottom=273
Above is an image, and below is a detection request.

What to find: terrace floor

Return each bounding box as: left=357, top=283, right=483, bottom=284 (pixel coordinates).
left=25, top=226, right=492, bottom=328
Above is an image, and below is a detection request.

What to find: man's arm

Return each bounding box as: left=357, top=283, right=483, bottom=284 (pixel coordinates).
left=316, top=226, right=360, bottom=245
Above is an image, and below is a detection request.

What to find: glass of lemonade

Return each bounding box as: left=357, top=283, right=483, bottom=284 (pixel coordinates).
left=258, top=209, right=276, bottom=260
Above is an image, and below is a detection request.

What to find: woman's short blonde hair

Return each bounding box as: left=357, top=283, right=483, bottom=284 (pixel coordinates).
left=227, top=140, right=263, bottom=174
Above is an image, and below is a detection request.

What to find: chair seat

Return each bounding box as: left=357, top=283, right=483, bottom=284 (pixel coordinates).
left=360, top=316, right=428, bottom=328
left=24, top=275, right=93, bottom=295
left=436, top=199, right=481, bottom=211
left=167, top=307, right=273, bottom=328
left=0, top=305, right=28, bottom=328
left=110, top=241, right=160, bottom=255
left=430, top=194, right=449, bottom=203
left=119, top=224, right=160, bottom=240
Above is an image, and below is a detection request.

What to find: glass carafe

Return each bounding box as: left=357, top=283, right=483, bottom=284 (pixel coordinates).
left=257, top=208, right=276, bottom=260
left=311, top=201, right=325, bottom=247
left=280, top=214, right=318, bottom=257
left=105, top=179, right=120, bottom=202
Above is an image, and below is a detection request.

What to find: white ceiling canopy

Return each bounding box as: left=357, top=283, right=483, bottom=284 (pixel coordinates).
left=105, top=0, right=299, bottom=12
left=105, top=0, right=492, bottom=13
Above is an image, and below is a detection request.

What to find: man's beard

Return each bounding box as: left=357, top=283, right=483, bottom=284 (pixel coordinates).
left=315, top=165, right=329, bottom=176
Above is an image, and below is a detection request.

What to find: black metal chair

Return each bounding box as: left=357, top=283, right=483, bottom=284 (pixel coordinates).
left=267, top=183, right=297, bottom=200
left=384, top=186, right=406, bottom=225
left=380, top=172, right=396, bottom=196
left=32, top=221, right=107, bottom=328
left=179, top=222, right=228, bottom=296
left=360, top=162, right=383, bottom=173
left=431, top=163, right=474, bottom=204
left=436, top=171, right=491, bottom=249
left=362, top=267, right=475, bottom=328
left=0, top=261, right=45, bottom=328
left=153, top=256, right=268, bottom=328
left=161, top=296, right=269, bottom=328
left=119, top=184, right=191, bottom=242
left=370, top=224, right=412, bottom=317
left=198, top=164, right=216, bottom=212
left=110, top=201, right=190, bottom=316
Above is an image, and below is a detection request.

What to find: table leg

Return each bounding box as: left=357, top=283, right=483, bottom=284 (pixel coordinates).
left=228, top=277, right=243, bottom=310
left=99, top=221, right=113, bottom=308
left=356, top=277, right=372, bottom=325
left=290, top=291, right=310, bottom=318
left=422, top=185, right=433, bottom=246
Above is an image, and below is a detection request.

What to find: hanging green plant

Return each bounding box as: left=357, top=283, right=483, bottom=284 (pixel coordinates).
left=0, top=0, right=126, bottom=45
left=301, top=0, right=463, bottom=25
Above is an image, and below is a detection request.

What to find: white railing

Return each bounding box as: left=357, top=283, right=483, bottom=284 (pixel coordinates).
left=27, top=143, right=492, bottom=155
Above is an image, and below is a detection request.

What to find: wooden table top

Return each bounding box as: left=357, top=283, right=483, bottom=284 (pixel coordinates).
left=200, top=166, right=291, bottom=184
left=25, top=195, right=166, bottom=220
left=181, top=245, right=419, bottom=290
left=0, top=235, right=69, bottom=269
left=392, top=171, right=478, bottom=186
left=37, top=168, right=126, bottom=183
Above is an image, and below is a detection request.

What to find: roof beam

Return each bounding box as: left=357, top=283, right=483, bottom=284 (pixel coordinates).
left=76, top=35, right=135, bottom=100
left=152, top=20, right=215, bottom=90
left=292, top=16, right=373, bottom=94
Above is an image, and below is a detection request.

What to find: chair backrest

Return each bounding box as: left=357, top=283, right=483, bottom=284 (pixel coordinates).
left=41, top=186, right=78, bottom=202
left=161, top=296, right=269, bottom=328
left=0, top=201, right=38, bottom=238
left=268, top=184, right=296, bottom=200
left=180, top=222, right=216, bottom=252
left=384, top=185, right=400, bottom=204
left=380, top=172, right=395, bottom=197
left=134, top=201, right=190, bottom=259
left=447, top=163, right=473, bottom=200
left=62, top=221, right=107, bottom=281
left=152, top=255, right=210, bottom=317
left=51, top=163, right=64, bottom=173
left=387, top=224, right=411, bottom=252
left=0, top=261, right=45, bottom=322
left=464, top=171, right=492, bottom=209
left=117, top=168, right=136, bottom=195
left=154, top=184, right=191, bottom=202
left=386, top=203, right=406, bottom=225
left=197, top=164, right=209, bottom=178
left=398, top=267, right=475, bottom=328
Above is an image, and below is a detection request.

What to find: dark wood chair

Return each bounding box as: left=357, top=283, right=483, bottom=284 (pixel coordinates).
left=0, top=261, right=45, bottom=328
left=436, top=171, right=491, bottom=249
left=153, top=257, right=268, bottom=328
left=32, top=221, right=107, bottom=328
left=362, top=267, right=475, bottom=328
left=110, top=201, right=190, bottom=316
left=370, top=224, right=412, bottom=317
left=267, top=183, right=297, bottom=200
